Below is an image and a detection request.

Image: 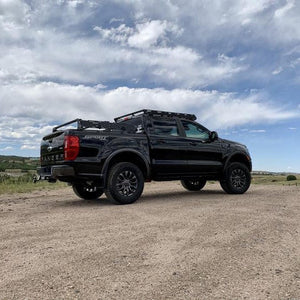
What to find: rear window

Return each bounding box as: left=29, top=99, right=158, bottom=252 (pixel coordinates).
left=152, top=119, right=179, bottom=136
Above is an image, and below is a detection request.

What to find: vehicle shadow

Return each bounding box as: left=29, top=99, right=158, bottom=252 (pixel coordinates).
left=55, top=197, right=112, bottom=207
left=140, top=189, right=226, bottom=203
left=56, top=188, right=227, bottom=208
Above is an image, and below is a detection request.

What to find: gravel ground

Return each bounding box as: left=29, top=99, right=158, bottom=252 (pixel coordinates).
left=0, top=182, right=299, bottom=300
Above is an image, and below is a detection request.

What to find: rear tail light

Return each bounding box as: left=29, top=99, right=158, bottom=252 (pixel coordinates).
left=64, top=135, right=79, bottom=161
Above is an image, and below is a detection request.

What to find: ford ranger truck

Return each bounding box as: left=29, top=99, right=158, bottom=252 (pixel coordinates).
left=37, top=109, right=252, bottom=204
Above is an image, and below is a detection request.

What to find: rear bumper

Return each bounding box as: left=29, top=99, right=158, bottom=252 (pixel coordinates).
left=37, top=165, right=105, bottom=187
left=37, top=165, right=75, bottom=180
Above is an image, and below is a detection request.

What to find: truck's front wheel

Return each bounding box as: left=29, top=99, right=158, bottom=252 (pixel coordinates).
left=105, top=162, right=144, bottom=204
left=72, top=183, right=104, bottom=200
left=220, top=162, right=251, bottom=194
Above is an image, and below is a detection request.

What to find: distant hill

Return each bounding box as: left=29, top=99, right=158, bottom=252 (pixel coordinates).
left=0, top=155, right=39, bottom=172
left=252, top=170, right=300, bottom=176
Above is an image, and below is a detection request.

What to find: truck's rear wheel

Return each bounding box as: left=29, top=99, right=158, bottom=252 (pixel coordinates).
left=105, top=162, right=144, bottom=205
left=220, top=162, right=251, bottom=194
left=72, top=183, right=103, bottom=200
left=181, top=179, right=206, bottom=191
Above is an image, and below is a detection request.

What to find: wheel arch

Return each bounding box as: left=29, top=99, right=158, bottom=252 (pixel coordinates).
left=102, top=149, right=150, bottom=184
left=224, top=152, right=252, bottom=172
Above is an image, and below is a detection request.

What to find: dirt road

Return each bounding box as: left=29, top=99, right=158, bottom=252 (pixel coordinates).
left=0, top=182, right=299, bottom=299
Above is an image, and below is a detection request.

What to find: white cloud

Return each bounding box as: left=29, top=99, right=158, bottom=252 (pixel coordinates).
left=237, top=0, right=272, bottom=17
left=128, top=20, right=181, bottom=48
left=0, top=27, right=244, bottom=88
left=274, top=0, right=295, bottom=18
left=272, top=67, right=283, bottom=75
left=0, top=0, right=300, bottom=158
left=21, top=145, right=38, bottom=150
left=0, top=82, right=298, bottom=149
left=67, top=0, right=85, bottom=8
left=249, top=129, right=266, bottom=133
left=94, top=24, right=134, bottom=45
left=94, top=20, right=182, bottom=49
left=109, top=18, right=124, bottom=24
left=3, top=0, right=299, bottom=91
left=0, top=146, right=13, bottom=151
left=0, top=0, right=30, bottom=23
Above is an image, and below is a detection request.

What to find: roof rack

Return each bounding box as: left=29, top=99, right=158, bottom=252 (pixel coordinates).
left=114, top=109, right=197, bottom=123
left=52, top=119, right=135, bottom=132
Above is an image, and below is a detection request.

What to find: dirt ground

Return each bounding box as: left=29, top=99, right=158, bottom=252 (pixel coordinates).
left=0, top=182, right=299, bottom=300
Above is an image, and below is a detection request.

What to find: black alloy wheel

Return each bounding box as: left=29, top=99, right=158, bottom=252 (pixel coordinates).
left=116, top=170, right=138, bottom=197
left=220, top=162, right=251, bottom=194
left=181, top=178, right=207, bottom=191
left=105, top=162, right=144, bottom=204
left=72, top=183, right=104, bottom=200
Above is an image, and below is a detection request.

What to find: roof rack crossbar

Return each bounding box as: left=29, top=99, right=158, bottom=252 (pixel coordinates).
left=114, top=110, right=146, bottom=122
left=53, top=119, right=80, bottom=132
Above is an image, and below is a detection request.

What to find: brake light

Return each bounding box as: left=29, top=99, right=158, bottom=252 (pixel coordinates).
left=64, top=135, right=79, bottom=161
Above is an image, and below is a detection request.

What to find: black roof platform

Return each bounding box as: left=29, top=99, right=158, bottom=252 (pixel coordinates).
left=114, top=109, right=197, bottom=123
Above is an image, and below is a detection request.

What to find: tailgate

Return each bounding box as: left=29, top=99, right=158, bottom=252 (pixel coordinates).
left=40, top=131, right=65, bottom=166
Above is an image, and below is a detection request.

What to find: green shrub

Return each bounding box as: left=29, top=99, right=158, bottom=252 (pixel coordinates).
left=286, top=175, right=297, bottom=181
left=0, top=174, right=10, bottom=183
left=0, top=173, right=34, bottom=184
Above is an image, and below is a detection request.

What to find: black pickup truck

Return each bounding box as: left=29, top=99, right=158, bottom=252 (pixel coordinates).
left=37, top=109, right=252, bottom=204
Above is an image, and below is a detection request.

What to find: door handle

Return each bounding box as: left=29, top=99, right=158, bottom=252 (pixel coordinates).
left=157, top=140, right=166, bottom=144
left=189, top=142, right=197, bottom=146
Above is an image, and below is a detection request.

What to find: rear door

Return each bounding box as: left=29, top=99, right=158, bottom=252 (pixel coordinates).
left=180, top=120, right=223, bottom=174
left=148, top=117, right=187, bottom=176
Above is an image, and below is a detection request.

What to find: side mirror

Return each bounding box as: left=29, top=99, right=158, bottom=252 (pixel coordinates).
left=210, top=131, right=218, bottom=141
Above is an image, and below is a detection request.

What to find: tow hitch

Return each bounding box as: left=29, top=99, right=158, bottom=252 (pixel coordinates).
left=33, top=175, right=57, bottom=183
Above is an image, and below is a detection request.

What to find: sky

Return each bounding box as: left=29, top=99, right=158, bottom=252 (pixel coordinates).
left=0, top=0, right=299, bottom=172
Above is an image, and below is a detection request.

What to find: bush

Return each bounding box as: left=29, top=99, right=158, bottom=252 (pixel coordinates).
left=0, top=173, right=34, bottom=184
left=0, top=174, right=10, bottom=183
left=286, top=175, right=297, bottom=181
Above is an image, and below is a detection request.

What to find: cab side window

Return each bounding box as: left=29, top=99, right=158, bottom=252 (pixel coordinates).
left=182, top=121, right=209, bottom=140
left=152, top=119, right=179, bottom=136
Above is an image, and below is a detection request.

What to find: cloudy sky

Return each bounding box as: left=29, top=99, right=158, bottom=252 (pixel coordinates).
left=0, top=0, right=299, bottom=172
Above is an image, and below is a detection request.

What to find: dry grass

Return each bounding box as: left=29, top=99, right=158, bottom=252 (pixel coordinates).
left=1, top=173, right=299, bottom=195
left=0, top=175, right=67, bottom=194
left=251, top=174, right=300, bottom=186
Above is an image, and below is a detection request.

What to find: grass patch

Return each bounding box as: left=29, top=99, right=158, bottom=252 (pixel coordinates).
left=251, top=174, right=300, bottom=186
left=0, top=174, right=67, bottom=195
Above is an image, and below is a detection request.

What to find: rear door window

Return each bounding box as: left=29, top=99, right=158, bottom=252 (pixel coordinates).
left=151, top=119, right=179, bottom=136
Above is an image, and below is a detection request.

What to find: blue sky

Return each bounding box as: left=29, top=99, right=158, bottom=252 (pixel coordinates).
left=0, top=0, right=299, bottom=172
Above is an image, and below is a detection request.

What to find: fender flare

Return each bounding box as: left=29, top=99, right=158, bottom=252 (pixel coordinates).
left=223, top=151, right=252, bottom=172
left=102, top=148, right=151, bottom=179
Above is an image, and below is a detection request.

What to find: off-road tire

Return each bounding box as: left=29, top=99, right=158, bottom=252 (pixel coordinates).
left=181, top=179, right=207, bottom=191
left=105, top=162, right=144, bottom=205
left=72, top=183, right=103, bottom=200
left=220, top=162, right=251, bottom=194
